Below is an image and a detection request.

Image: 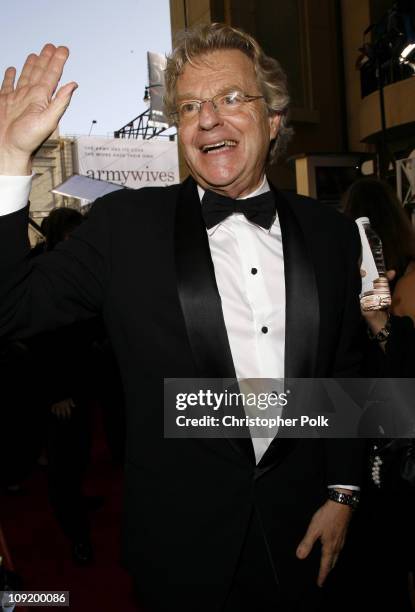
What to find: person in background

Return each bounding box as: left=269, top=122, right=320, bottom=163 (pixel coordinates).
left=43, top=206, right=84, bottom=250
left=342, top=177, right=415, bottom=325
left=44, top=208, right=126, bottom=468
left=342, top=176, right=415, bottom=611
left=29, top=206, right=103, bottom=566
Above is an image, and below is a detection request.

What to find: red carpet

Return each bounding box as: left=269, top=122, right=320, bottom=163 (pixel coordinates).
left=0, top=405, right=140, bottom=611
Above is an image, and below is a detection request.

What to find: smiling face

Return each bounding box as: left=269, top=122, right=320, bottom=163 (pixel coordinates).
left=176, top=49, right=280, bottom=198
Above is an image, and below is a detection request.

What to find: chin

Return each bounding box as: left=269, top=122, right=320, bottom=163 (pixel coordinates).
left=196, top=165, right=241, bottom=189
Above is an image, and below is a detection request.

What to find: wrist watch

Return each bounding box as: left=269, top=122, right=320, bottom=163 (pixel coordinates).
left=367, top=313, right=391, bottom=343
left=327, top=489, right=360, bottom=510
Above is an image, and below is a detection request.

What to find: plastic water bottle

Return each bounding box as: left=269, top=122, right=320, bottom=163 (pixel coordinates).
left=358, top=217, right=391, bottom=311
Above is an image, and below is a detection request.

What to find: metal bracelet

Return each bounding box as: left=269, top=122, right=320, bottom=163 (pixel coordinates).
left=367, top=314, right=391, bottom=343
left=327, top=489, right=360, bottom=510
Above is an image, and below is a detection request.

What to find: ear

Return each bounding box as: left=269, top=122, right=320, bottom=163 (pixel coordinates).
left=269, top=113, right=281, bottom=141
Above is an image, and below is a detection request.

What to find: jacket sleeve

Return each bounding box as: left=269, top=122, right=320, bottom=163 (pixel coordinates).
left=0, top=199, right=110, bottom=340
left=331, top=223, right=364, bottom=378
left=324, top=222, right=366, bottom=487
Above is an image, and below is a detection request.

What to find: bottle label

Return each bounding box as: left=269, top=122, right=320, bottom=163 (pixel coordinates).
left=355, top=217, right=391, bottom=311
left=355, top=217, right=381, bottom=296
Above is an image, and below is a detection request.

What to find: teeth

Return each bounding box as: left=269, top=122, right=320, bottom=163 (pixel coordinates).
left=202, top=140, right=237, bottom=152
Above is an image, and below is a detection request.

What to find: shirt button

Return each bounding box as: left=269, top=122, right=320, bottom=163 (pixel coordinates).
left=251, top=267, right=258, bottom=275
left=261, top=326, right=268, bottom=334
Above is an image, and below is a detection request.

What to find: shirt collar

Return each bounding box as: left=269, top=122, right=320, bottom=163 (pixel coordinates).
left=197, top=176, right=272, bottom=235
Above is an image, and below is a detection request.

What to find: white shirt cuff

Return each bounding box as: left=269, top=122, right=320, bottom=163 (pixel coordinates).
left=0, top=174, right=32, bottom=215
left=328, top=484, right=360, bottom=491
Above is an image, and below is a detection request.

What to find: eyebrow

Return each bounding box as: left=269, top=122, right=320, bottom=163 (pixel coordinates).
left=176, top=85, right=245, bottom=102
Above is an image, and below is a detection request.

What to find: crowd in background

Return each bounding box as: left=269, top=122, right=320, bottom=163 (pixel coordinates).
left=0, top=207, right=125, bottom=567
left=339, top=176, right=415, bottom=611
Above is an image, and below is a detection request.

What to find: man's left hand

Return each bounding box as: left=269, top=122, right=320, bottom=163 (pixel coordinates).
left=295, top=492, right=353, bottom=587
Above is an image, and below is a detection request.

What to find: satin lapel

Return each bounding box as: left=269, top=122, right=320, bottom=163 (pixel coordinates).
left=174, top=177, right=254, bottom=463
left=256, top=186, right=320, bottom=476
left=272, top=186, right=320, bottom=379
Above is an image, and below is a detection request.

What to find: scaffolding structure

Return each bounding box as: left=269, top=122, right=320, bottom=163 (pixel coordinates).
left=396, top=155, right=415, bottom=206
left=114, top=108, right=175, bottom=141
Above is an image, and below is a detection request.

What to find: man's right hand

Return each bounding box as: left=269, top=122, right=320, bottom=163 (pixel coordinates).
left=0, top=44, right=77, bottom=175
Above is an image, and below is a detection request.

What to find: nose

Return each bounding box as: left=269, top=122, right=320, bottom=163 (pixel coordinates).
left=198, top=100, right=223, bottom=130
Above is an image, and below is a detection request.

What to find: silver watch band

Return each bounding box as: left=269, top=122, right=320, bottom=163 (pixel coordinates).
left=327, top=489, right=360, bottom=510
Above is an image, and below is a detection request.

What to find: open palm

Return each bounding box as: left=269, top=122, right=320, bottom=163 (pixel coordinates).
left=0, top=44, right=77, bottom=169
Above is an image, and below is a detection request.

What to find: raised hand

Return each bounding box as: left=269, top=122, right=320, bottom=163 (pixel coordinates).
left=360, top=268, right=395, bottom=346
left=0, top=44, right=77, bottom=175
left=51, top=397, right=75, bottom=419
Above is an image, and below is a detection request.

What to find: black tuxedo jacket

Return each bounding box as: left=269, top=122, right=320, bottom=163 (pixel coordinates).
left=0, top=177, right=363, bottom=611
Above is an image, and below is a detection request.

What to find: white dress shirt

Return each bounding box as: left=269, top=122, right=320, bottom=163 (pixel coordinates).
left=198, top=179, right=359, bottom=488
left=199, top=178, right=285, bottom=380
left=0, top=174, right=358, bottom=486
left=198, top=178, right=285, bottom=462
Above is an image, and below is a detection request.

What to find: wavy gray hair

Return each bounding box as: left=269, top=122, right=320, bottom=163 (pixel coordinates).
left=164, top=23, right=293, bottom=163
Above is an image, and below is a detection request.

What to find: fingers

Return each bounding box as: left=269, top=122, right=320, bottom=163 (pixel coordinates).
left=317, top=547, right=341, bottom=586
left=51, top=405, right=61, bottom=418
left=16, top=53, right=38, bottom=89
left=16, top=44, right=70, bottom=100
left=27, top=44, right=56, bottom=89
left=60, top=405, right=71, bottom=419
left=297, top=527, right=335, bottom=587
left=16, top=46, right=53, bottom=90
left=296, top=531, right=317, bottom=560
left=51, top=398, right=75, bottom=419
left=1, top=67, right=16, bottom=94
left=46, top=81, right=78, bottom=124
left=317, top=548, right=333, bottom=587
left=33, top=45, right=70, bottom=98
left=44, top=45, right=70, bottom=97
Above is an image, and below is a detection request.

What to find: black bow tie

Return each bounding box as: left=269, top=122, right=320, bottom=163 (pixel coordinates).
left=201, top=189, right=276, bottom=230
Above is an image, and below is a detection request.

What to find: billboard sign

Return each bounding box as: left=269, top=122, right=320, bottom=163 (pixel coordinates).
left=75, top=136, right=179, bottom=189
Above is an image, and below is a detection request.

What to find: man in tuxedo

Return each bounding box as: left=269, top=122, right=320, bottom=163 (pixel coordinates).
left=0, top=23, right=363, bottom=612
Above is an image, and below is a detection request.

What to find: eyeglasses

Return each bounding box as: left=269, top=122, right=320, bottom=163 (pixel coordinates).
left=171, top=90, right=264, bottom=124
